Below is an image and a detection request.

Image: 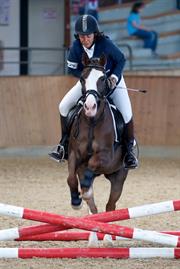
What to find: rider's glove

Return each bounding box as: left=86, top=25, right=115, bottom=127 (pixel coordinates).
left=108, top=75, right=118, bottom=90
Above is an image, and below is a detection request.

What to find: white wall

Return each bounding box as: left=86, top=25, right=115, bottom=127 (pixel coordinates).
left=0, top=0, right=20, bottom=76
left=28, top=0, right=65, bottom=75
left=0, top=0, right=65, bottom=76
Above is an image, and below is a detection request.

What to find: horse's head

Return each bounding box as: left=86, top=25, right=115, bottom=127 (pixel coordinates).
left=80, top=53, right=108, bottom=118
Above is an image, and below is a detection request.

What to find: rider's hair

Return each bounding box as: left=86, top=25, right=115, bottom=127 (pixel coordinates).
left=131, top=1, right=145, bottom=13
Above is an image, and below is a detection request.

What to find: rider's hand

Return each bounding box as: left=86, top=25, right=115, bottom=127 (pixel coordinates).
left=108, top=76, right=117, bottom=89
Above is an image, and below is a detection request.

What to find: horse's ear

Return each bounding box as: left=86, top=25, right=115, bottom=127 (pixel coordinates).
left=82, top=52, right=90, bottom=66
left=99, top=53, right=107, bottom=67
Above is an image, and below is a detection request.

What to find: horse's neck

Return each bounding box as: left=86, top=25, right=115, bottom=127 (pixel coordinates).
left=71, top=99, right=115, bottom=159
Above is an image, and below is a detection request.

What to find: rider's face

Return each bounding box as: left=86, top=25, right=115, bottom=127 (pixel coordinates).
left=79, top=33, right=95, bottom=49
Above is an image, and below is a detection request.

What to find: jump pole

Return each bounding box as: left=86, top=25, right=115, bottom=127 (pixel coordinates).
left=0, top=199, right=179, bottom=240
left=0, top=203, right=180, bottom=247
left=17, top=231, right=180, bottom=241
left=0, top=247, right=179, bottom=259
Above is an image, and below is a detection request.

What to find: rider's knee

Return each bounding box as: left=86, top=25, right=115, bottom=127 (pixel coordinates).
left=123, top=112, right=132, bottom=124
left=59, top=101, right=68, bottom=117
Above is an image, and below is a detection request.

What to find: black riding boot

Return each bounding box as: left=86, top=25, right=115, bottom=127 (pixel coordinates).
left=48, top=115, right=69, bottom=162
left=124, top=118, right=138, bottom=169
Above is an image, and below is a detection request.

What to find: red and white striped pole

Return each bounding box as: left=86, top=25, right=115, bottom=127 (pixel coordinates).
left=0, top=202, right=179, bottom=247
left=17, top=230, right=180, bottom=241
left=0, top=247, right=179, bottom=259
left=0, top=200, right=179, bottom=240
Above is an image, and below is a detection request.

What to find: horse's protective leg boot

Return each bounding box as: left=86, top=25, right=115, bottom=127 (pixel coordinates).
left=80, top=169, right=94, bottom=189
left=124, top=118, right=138, bottom=169
left=48, top=115, right=69, bottom=162
left=70, top=191, right=82, bottom=209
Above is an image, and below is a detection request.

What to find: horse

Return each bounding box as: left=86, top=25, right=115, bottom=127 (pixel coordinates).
left=67, top=52, right=128, bottom=215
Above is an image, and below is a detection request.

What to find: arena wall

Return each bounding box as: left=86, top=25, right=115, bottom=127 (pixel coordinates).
left=0, top=73, right=179, bottom=147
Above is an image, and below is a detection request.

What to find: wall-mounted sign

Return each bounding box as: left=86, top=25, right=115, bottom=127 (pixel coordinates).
left=43, top=8, right=57, bottom=20
left=0, top=0, right=10, bottom=25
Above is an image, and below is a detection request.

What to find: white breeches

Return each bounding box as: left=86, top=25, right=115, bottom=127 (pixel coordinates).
left=59, top=76, right=132, bottom=124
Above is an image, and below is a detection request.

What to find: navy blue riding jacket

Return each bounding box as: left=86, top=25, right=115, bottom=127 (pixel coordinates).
left=67, top=35, right=126, bottom=84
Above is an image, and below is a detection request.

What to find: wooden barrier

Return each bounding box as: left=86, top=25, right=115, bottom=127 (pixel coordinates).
left=0, top=75, right=76, bottom=147
left=126, top=73, right=180, bottom=145
left=0, top=73, right=180, bottom=147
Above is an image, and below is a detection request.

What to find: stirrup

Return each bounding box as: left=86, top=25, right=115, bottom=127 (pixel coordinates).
left=48, top=144, right=65, bottom=163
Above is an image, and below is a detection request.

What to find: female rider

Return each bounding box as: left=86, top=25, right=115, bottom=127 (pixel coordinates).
left=49, top=15, right=138, bottom=169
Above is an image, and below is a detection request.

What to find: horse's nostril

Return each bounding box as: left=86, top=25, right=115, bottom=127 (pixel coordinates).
left=92, top=104, right=96, bottom=110
left=84, top=103, right=88, bottom=110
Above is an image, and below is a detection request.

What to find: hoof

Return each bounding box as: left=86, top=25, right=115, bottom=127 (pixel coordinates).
left=71, top=202, right=83, bottom=210
left=71, top=191, right=82, bottom=210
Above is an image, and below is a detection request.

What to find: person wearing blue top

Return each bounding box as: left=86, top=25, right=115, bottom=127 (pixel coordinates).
left=49, top=14, right=138, bottom=169
left=127, top=1, right=158, bottom=55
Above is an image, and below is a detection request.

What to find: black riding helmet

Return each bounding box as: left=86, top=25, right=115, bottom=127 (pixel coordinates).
left=75, top=15, right=99, bottom=35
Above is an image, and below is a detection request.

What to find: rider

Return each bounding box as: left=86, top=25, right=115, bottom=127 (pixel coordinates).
left=49, top=14, right=138, bottom=169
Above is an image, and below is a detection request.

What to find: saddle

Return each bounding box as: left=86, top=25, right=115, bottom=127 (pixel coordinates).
left=108, top=102, right=125, bottom=144
left=66, top=101, right=83, bottom=132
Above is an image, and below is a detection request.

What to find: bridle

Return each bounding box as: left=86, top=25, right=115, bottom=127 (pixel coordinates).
left=84, top=64, right=106, bottom=72
left=84, top=89, right=103, bottom=103
left=80, top=64, right=109, bottom=102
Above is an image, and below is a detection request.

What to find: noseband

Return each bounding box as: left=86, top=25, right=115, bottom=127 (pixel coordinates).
left=84, top=89, right=103, bottom=103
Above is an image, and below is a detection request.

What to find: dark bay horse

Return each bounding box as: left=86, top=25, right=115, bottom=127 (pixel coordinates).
left=67, top=53, right=128, bottom=214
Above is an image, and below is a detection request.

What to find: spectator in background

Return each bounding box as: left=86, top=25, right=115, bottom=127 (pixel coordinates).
left=78, top=1, right=99, bottom=21
left=127, top=1, right=158, bottom=56
left=177, top=0, right=180, bottom=9
left=87, top=0, right=99, bottom=21
left=78, top=0, right=87, bottom=15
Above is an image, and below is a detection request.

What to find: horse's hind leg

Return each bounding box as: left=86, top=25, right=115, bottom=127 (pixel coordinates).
left=105, top=167, right=128, bottom=212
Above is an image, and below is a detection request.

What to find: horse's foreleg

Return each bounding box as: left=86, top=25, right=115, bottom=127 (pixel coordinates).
left=78, top=169, right=98, bottom=214
left=80, top=168, right=94, bottom=189
left=105, top=167, right=128, bottom=211
left=67, top=153, right=82, bottom=209
left=83, top=186, right=98, bottom=214
left=67, top=174, right=82, bottom=209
